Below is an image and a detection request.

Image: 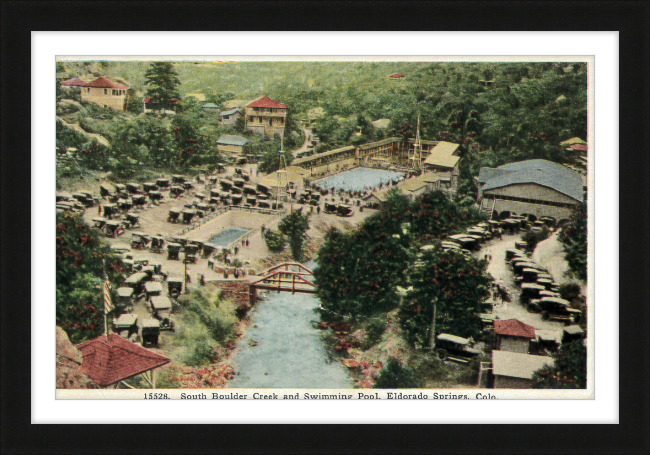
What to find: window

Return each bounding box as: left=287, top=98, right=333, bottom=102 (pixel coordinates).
left=104, top=89, right=107, bottom=95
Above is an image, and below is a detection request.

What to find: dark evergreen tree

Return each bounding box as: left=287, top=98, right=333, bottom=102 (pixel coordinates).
left=144, top=62, right=181, bottom=112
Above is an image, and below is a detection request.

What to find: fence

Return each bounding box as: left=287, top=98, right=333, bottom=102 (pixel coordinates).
left=172, top=205, right=284, bottom=246
left=223, top=207, right=284, bottom=250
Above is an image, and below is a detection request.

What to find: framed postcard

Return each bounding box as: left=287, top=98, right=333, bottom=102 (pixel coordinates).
left=2, top=1, right=649, bottom=454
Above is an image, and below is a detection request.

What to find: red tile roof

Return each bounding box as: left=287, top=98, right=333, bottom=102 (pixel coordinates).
left=61, top=77, right=87, bottom=87
left=82, top=76, right=129, bottom=89
left=494, top=319, right=536, bottom=339
left=569, top=144, right=588, bottom=152
left=143, top=97, right=152, bottom=104
left=389, top=73, right=405, bottom=78
left=246, top=96, right=287, bottom=109
left=77, top=334, right=170, bottom=387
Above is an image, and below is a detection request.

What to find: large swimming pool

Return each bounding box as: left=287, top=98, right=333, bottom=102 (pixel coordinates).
left=207, top=227, right=249, bottom=247
left=312, top=167, right=404, bottom=192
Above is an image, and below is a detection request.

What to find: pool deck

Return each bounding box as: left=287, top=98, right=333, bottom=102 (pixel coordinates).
left=311, top=167, right=405, bottom=192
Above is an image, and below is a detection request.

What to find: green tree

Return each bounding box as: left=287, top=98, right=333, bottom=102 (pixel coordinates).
left=56, top=213, right=125, bottom=344
left=399, top=246, right=492, bottom=347
left=264, top=229, right=286, bottom=252
left=314, top=191, right=412, bottom=318
left=144, top=62, right=181, bottom=113
left=278, top=211, right=310, bottom=261
left=558, top=203, right=587, bottom=281
left=532, top=341, right=587, bottom=389
left=258, top=138, right=291, bottom=174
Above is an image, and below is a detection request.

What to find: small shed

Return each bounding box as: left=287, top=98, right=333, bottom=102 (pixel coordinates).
left=492, top=350, right=553, bottom=389
left=201, top=103, right=220, bottom=115
left=219, top=108, right=244, bottom=126
left=216, top=135, right=249, bottom=154
left=494, top=319, right=536, bottom=354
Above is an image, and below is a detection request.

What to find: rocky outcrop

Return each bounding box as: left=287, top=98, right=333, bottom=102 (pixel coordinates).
left=56, top=326, right=93, bottom=389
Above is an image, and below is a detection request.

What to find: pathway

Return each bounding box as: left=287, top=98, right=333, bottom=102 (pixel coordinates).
left=475, top=234, right=567, bottom=332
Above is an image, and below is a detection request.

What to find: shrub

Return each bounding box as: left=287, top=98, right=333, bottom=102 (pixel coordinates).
left=360, top=318, right=387, bottom=350
left=174, top=287, right=239, bottom=366
left=373, top=358, right=421, bottom=389
left=264, top=229, right=286, bottom=252
left=521, top=225, right=551, bottom=253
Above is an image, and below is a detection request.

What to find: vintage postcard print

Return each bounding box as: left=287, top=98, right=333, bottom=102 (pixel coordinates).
left=55, top=56, right=594, bottom=400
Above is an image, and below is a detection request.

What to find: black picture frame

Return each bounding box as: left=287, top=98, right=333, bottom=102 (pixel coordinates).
left=2, top=1, right=649, bottom=454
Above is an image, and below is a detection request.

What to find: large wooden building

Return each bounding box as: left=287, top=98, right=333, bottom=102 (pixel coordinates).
left=477, top=159, right=584, bottom=223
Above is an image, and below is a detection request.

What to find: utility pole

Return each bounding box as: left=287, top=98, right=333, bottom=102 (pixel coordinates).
left=429, top=298, right=437, bottom=350
left=184, top=254, right=189, bottom=294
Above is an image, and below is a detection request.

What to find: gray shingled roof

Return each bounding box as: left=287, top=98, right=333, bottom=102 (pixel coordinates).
left=219, top=108, right=243, bottom=117
left=479, top=159, right=583, bottom=202
left=216, top=135, right=248, bottom=146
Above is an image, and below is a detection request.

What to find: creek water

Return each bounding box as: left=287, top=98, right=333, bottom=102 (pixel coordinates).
left=228, top=260, right=354, bottom=388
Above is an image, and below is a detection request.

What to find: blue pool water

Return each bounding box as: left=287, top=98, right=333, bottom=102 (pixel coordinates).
left=207, top=227, right=249, bottom=246
left=312, top=167, right=405, bottom=192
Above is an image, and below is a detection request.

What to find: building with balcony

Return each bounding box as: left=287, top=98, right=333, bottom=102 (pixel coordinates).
left=422, top=141, right=462, bottom=195
left=245, top=96, right=288, bottom=138
left=81, top=76, right=129, bottom=111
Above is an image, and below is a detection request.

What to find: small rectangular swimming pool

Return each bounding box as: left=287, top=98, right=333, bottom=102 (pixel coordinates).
left=207, top=227, right=249, bottom=247
left=312, top=167, right=404, bottom=192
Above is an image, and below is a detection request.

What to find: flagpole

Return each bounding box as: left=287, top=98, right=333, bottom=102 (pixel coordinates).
left=103, top=259, right=109, bottom=342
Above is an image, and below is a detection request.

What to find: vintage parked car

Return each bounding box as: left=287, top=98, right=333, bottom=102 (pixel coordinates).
left=183, top=244, right=199, bottom=264
left=131, top=232, right=150, bottom=250
left=150, top=296, right=175, bottom=331
left=167, top=277, right=183, bottom=298
left=336, top=204, right=353, bottom=217
left=144, top=281, right=164, bottom=302
left=142, top=182, right=158, bottom=193
left=126, top=182, right=142, bottom=194
left=141, top=318, right=161, bottom=347
left=169, top=186, right=184, bottom=198
left=167, top=243, right=182, bottom=260
left=181, top=210, right=195, bottom=224
left=520, top=283, right=546, bottom=304
left=102, top=203, right=119, bottom=219
left=124, top=272, right=149, bottom=295
left=537, top=297, right=582, bottom=324
left=115, top=287, right=135, bottom=313
left=125, top=213, right=140, bottom=229
left=156, top=178, right=170, bottom=189
left=167, top=208, right=181, bottom=223
left=435, top=333, right=482, bottom=362
left=112, top=314, right=139, bottom=339
left=324, top=202, right=337, bottom=214
left=104, top=220, right=124, bottom=238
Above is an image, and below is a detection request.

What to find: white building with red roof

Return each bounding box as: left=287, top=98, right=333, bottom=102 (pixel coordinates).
left=244, top=96, right=288, bottom=138
left=389, top=73, right=405, bottom=82
left=494, top=318, right=536, bottom=354
left=81, top=76, right=130, bottom=111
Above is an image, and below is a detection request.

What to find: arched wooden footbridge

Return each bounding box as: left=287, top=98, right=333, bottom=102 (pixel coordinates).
left=249, top=263, right=317, bottom=300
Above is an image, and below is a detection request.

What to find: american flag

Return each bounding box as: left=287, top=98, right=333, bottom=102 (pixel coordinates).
left=103, top=280, right=113, bottom=314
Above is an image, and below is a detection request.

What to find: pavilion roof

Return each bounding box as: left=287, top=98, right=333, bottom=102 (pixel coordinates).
left=77, top=334, right=169, bottom=387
